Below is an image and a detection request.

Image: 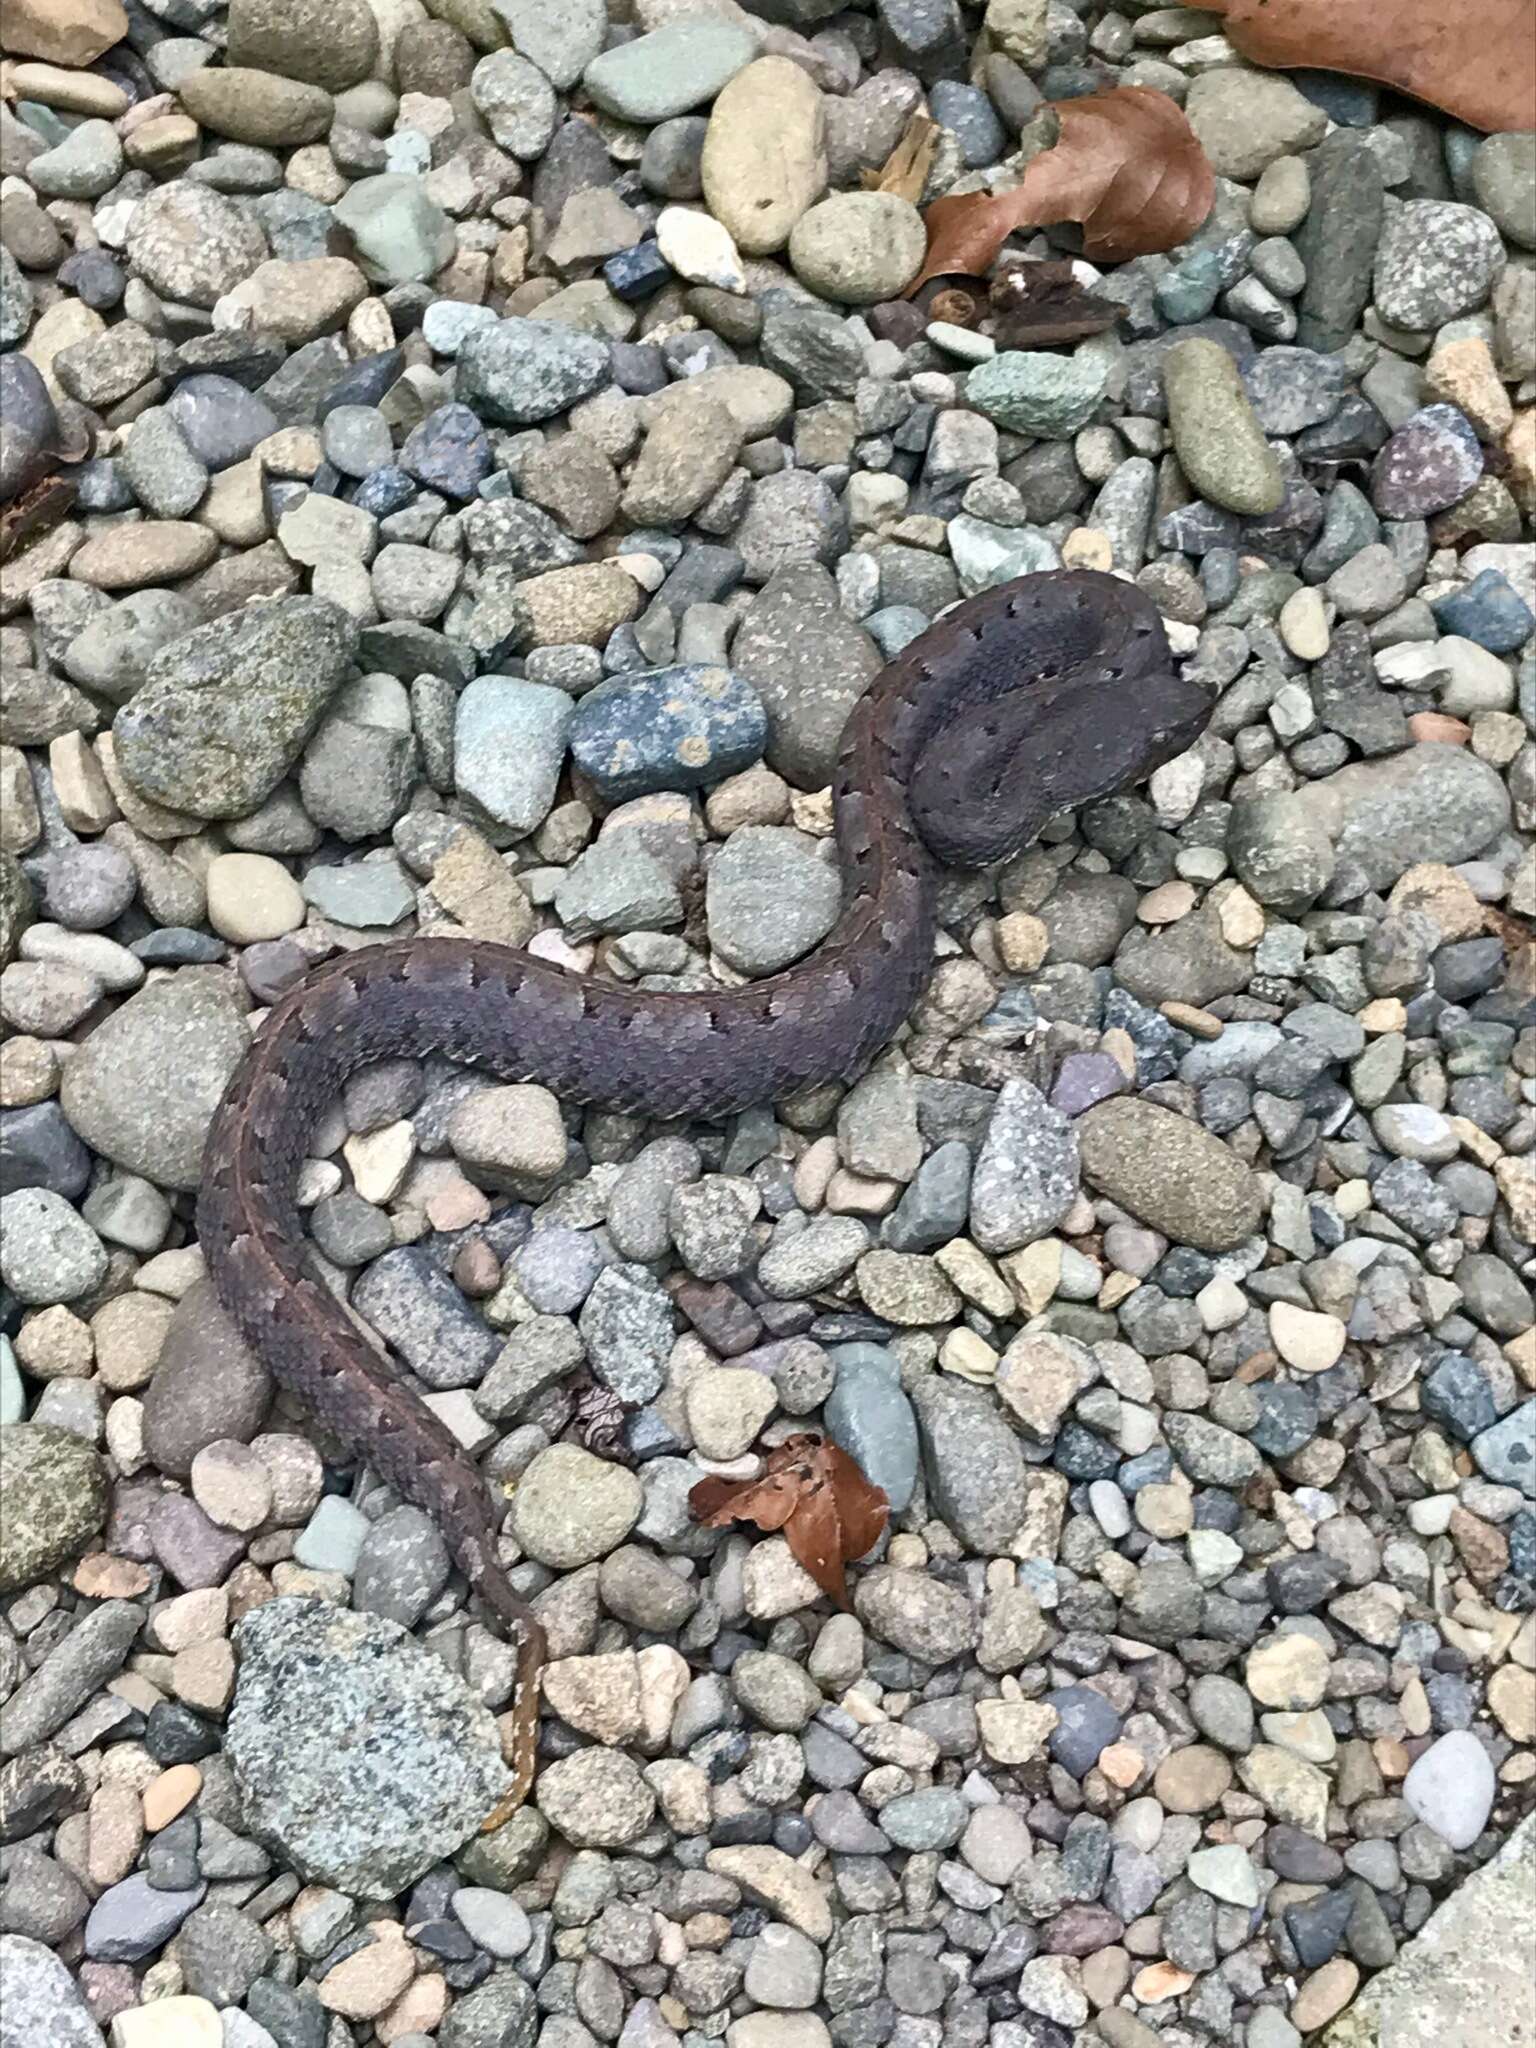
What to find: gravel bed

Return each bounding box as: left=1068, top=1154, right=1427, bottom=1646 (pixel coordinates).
left=0, top=2, right=1533, bottom=2047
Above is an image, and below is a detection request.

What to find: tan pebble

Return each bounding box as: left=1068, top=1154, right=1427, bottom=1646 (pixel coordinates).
left=1098, top=1270, right=1140, bottom=1311
left=1135, top=1483, right=1193, bottom=1540
left=940, top=1327, right=999, bottom=1381
left=173, top=1638, right=236, bottom=1714
left=1097, top=1742, right=1145, bottom=1789
left=1154, top=1744, right=1233, bottom=1813
left=317, top=1927, right=416, bottom=2018
left=1489, top=1664, right=1536, bottom=1743
left=995, top=910, right=1048, bottom=973
left=7, top=60, right=130, bottom=115
left=1291, top=1957, right=1358, bottom=2033
left=1061, top=527, right=1114, bottom=571
left=73, top=1554, right=154, bottom=1599
left=49, top=731, right=119, bottom=832
left=1505, top=406, right=1535, bottom=515
left=1407, top=711, right=1470, bottom=744
left=123, top=113, right=200, bottom=172
left=88, top=1781, right=145, bottom=1887
left=143, top=1763, right=202, bottom=1832
left=1268, top=1301, right=1346, bottom=1374
left=1137, top=880, right=1195, bottom=925
left=110, top=1997, right=222, bottom=2048
left=1159, top=999, right=1223, bottom=1038
left=1400, top=1674, right=1431, bottom=1738
left=1495, top=1154, right=1535, bottom=1244
left=1357, top=996, right=1406, bottom=1033
left=379, top=1970, right=448, bottom=2042
left=1423, top=336, right=1515, bottom=441
left=1373, top=1736, right=1410, bottom=1780
left=1217, top=882, right=1264, bottom=948
left=1247, top=1632, right=1329, bottom=1711
left=1388, top=860, right=1487, bottom=941
left=1278, top=583, right=1330, bottom=661
left=1132, top=1961, right=1196, bottom=2003
left=205, top=852, right=305, bottom=943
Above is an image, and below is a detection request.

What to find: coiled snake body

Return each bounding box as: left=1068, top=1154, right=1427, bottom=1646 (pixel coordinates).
left=198, top=570, right=1213, bottom=1818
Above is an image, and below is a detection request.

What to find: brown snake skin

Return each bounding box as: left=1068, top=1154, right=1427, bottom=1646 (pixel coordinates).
left=197, top=569, right=1213, bottom=1822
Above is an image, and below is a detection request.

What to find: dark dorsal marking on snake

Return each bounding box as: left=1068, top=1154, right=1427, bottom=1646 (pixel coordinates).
left=196, top=569, right=1214, bottom=1813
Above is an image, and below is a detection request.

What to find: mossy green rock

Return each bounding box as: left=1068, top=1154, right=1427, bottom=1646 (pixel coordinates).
left=0, top=1425, right=109, bottom=1593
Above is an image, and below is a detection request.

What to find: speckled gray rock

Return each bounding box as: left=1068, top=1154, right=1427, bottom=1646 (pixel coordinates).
left=0, top=1934, right=106, bottom=2048
left=969, top=1079, right=1079, bottom=1253
left=114, top=597, right=358, bottom=819
left=732, top=565, right=882, bottom=787
left=0, top=1189, right=106, bottom=1305
left=1373, top=201, right=1506, bottom=330
left=911, top=1377, right=1029, bottom=1553
left=0, top=1425, right=108, bottom=1595
left=226, top=1597, right=510, bottom=1894
left=456, top=317, right=610, bottom=426
left=127, top=182, right=269, bottom=309
left=60, top=977, right=250, bottom=1193
left=0, top=1600, right=142, bottom=1757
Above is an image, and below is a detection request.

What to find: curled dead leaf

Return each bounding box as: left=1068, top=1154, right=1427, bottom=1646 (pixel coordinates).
left=689, top=1433, right=889, bottom=1609
left=1204, top=0, right=1536, bottom=138
left=907, top=86, right=1215, bottom=295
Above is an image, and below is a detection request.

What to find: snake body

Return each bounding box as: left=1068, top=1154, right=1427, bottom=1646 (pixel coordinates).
left=197, top=570, right=1213, bottom=1814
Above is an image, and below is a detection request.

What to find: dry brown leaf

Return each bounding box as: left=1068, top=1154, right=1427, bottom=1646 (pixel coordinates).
left=1204, top=0, right=1536, bottom=137
left=690, top=1433, right=889, bottom=1609
left=907, top=86, right=1214, bottom=294
left=863, top=111, right=941, bottom=203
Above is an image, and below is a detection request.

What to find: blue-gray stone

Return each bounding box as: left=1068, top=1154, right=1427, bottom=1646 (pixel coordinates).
left=569, top=665, right=766, bottom=801
left=823, top=1344, right=918, bottom=1513
left=604, top=240, right=673, bottom=302
left=165, top=375, right=278, bottom=470
left=0, top=354, right=56, bottom=506
left=1046, top=1685, right=1124, bottom=1778
left=1249, top=1380, right=1319, bottom=1460
left=301, top=857, right=415, bottom=930
left=399, top=403, right=492, bottom=502
left=1421, top=1350, right=1499, bottom=1442
left=1155, top=249, right=1223, bottom=325
left=883, top=1140, right=971, bottom=1252
left=1472, top=1400, right=1536, bottom=1499
left=84, top=1874, right=206, bottom=1962
left=1431, top=570, right=1534, bottom=653
left=0, top=1104, right=92, bottom=1201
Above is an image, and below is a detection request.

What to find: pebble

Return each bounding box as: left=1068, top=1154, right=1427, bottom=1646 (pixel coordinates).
left=226, top=1598, right=509, bottom=1894
left=701, top=58, right=828, bottom=258
left=1164, top=338, right=1285, bottom=516
left=787, top=193, right=927, bottom=305
left=583, top=20, right=757, bottom=124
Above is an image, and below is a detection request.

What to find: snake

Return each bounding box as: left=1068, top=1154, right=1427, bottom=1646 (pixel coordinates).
left=196, top=568, right=1214, bottom=1820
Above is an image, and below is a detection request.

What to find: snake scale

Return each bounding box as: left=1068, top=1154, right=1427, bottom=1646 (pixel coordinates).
left=197, top=568, right=1214, bottom=1818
